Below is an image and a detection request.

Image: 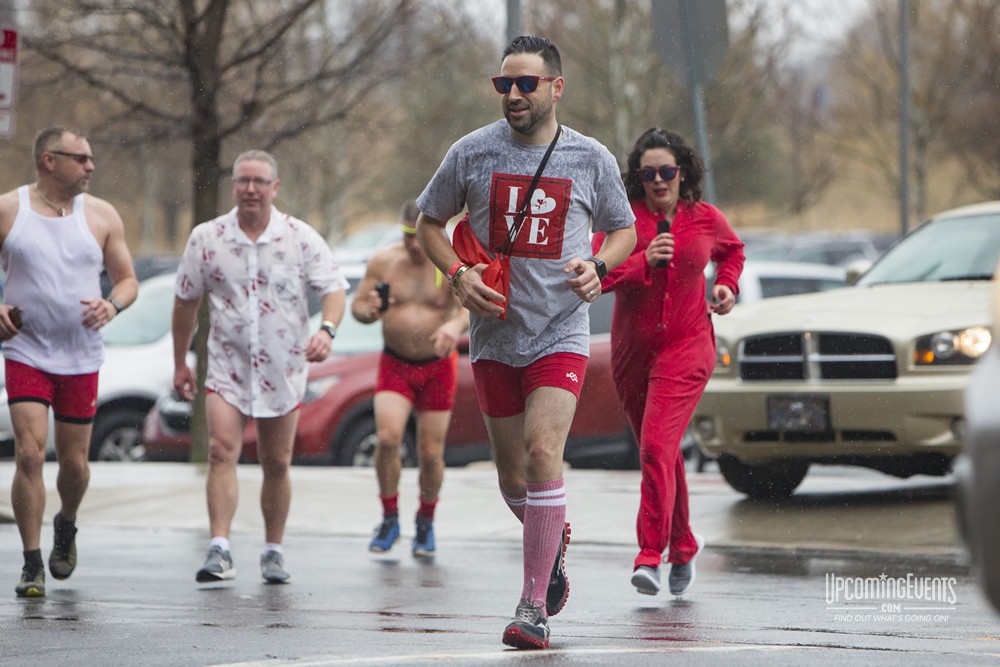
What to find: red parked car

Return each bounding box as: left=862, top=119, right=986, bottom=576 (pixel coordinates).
left=143, top=291, right=638, bottom=468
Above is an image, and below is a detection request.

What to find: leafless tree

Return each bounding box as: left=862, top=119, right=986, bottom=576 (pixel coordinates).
left=826, top=0, right=1000, bottom=219
left=18, top=0, right=448, bottom=459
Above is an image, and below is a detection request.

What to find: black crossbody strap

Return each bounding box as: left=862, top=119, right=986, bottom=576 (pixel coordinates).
left=500, top=125, right=562, bottom=257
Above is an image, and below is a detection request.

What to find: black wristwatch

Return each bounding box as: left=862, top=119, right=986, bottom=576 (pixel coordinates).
left=109, top=296, right=125, bottom=314
left=319, top=320, right=337, bottom=339
left=587, top=257, right=607, bottom=280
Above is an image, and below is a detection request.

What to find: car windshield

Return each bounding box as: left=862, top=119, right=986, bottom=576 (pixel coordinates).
left=103, top=279, right=175, bottom=346
left=758, top=277, right=845, bottom=299
left=857, top=213, right=1000, bottom=286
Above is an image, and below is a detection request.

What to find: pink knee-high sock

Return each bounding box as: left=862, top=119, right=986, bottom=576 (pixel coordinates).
left=522, top=478, right=566, bottom=610
left=500, top=486, right=526, bottom=523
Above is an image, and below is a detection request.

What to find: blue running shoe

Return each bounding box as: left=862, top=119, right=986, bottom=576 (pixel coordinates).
left=369, top=516, right=400, bottom=553
left=412, top=517, right=435, bottom=557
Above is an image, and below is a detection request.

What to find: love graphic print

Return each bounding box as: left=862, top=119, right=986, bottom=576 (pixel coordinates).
left=488, top=173, right=572, bottom=259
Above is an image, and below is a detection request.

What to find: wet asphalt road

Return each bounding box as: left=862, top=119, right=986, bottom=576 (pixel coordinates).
left=1, top=463, right=998, bottom=665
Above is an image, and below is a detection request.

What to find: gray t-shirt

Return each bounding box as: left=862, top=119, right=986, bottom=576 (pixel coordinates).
left=417, top=120, right=634, bottom=366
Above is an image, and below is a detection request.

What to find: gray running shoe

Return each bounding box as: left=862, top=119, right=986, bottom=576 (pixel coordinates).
left=501, top=599, right=550, bottom=650
left=195, top=546, right=235, bottom=583
left=631, top=565, right=661, bottom=596
left=49, top=513, right=77, bottom=580
left=668, top=534, right=705, bottom=596
left=15, top=566, right=45, bottom=598
left=260, top=550, right=290, bottom=584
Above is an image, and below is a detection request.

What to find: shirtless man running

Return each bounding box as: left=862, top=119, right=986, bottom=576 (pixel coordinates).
left=352, top=201, right=469, bottom=557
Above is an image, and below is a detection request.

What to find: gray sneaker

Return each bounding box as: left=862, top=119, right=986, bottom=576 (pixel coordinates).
left=501, top=599, right=550, bottom=649
left=668, top=534, right=705, bottom=596
left=260, top=550, right=290, bottom=584
left=15, top=566, right=45, bottom=598
left=631, top=565, right=661, bottom=596
left=195, top=546, right=235, bottom=583
left=49, top=513, right=78, bottom=580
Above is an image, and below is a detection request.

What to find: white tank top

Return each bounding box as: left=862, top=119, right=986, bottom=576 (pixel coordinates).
left=1, top=185, right=105, bottom=374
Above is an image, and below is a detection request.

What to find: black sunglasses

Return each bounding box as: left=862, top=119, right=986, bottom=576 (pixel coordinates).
left=637, top=165, right=680, bottom=182
left=50, top=150, right=95, bottom=166
left=491, top=75, right=558, bottom=94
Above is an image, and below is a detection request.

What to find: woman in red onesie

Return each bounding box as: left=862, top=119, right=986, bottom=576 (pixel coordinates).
left=592, top=127, right=744, bottom=597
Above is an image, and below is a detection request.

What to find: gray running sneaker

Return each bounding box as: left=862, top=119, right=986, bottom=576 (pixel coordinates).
left=631, top=565, right=661, bottom=596
left=260, top=550, right=290, bottom=584
left=195, top=546, right=235, bottom=583
left=15, top=566, right=45, bottom=598
left=501, top=599, right=550, bottom=650
left=668, top=534, right=705, bottom=596
left=49, top=513, right=78, bottom=580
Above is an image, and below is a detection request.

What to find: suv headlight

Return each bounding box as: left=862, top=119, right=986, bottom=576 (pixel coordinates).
left=713, top=337, right=733, bottom=374
left=914, top=327, right=991, bottom=365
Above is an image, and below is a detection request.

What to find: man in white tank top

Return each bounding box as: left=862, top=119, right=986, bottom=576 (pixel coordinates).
left=0, top=127, right=138, bottom=598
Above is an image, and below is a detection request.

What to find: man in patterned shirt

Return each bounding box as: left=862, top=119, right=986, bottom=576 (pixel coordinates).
left=172, top=150, right=348, bottom=585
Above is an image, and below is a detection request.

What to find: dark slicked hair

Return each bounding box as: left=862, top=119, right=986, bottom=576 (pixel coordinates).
left=623, top=127, right=705, bottom=203
left=502, top=35, right=562, bottom=75
left=33, top=126, right=87, bottom=169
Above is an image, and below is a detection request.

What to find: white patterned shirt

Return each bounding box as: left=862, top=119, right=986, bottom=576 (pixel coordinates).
left=176, top=207, right=348, bottom=417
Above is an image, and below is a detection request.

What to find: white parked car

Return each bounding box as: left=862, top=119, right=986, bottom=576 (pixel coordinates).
left=0, top=273, right=185, bottom=461
left=708, top=260, right=847, bottom=303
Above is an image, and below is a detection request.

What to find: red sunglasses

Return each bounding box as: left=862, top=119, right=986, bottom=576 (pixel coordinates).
left=491, top=75, right=558, bottom=94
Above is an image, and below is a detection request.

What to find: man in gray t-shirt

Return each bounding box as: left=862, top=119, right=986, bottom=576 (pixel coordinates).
left=416, top=36, right=635, bottom=650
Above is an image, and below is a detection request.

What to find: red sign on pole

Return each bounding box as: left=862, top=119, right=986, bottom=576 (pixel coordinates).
left=0, top=28, right=18, bottom=137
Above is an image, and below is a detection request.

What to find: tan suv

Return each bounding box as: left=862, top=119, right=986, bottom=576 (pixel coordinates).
left=692, top=201, right=1000, bottom=498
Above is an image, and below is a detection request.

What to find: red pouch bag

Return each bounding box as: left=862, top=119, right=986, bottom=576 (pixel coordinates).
left=453, top=213, right=511, bottom=319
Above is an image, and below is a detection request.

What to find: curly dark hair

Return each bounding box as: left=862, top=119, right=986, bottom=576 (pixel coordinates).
left=623, top=127, right=704, bottom=203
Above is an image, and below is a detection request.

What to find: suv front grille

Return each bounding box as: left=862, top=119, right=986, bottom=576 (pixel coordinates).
left=739, top=332, right=896, bottom=381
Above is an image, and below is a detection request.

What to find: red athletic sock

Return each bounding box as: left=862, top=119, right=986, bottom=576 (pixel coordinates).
left=380, top=494, right=399, bottom=517
left=417, top=498, right=437, bottom=521
left=522, top=478, right=566, bottom=610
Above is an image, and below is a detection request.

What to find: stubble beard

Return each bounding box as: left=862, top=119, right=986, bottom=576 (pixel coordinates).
left=504, top=100, right=552, bottom=138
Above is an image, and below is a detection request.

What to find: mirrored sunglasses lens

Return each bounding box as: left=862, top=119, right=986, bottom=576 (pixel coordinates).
left=493, top=77, right=513, bottom=93
left=515, top=76, right=540, bottom=93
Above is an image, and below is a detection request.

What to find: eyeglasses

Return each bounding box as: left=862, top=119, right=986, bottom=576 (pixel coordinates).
left=49, top=151, right=95, bottom=166
left=233, top=177, right=274, bottom=188
left=491, top=75, right=558, bottom=94
left=636, top=165, right=680, bottom=182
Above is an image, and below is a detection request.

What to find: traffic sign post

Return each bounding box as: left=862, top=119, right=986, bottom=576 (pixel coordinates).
left=651, top=0, right=728, bottom=203
left=0, top=27, right=18, bottom=138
